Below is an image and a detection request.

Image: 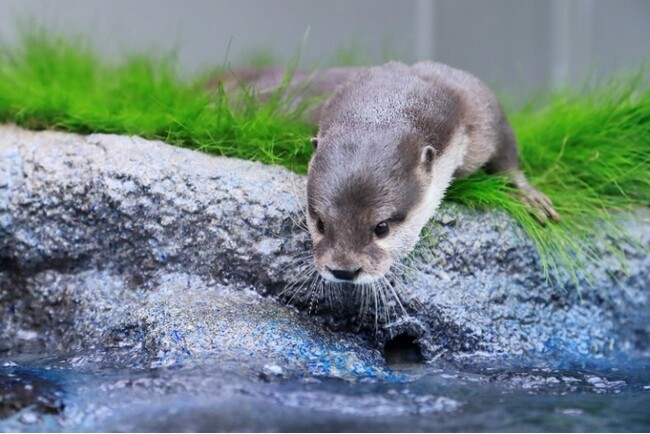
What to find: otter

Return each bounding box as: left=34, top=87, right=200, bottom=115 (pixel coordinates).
left=304, top=61, right=558, bottom=284
left=223, top=62, right=558, bottom=285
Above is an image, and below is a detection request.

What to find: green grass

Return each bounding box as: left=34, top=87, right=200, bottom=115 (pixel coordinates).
left=449, top=75, right=650, bottom=282
left=0, top=32, right=648, bottom=285
left=0, top=32, right=316, bottom=171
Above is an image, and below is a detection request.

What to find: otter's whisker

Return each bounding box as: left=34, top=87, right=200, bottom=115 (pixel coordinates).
left=285, top=176, right=312, bottom=234
left=390, top=264, right=427, bottom=314
left=286, top=273, right=315, bottom=305
left=393, top=260, right=420, bottom=277
left=282, top=267, right=317, bottom=304
left=289, top=250, right=315, bottom=264
left=381, top=275, right=409, bottom=319
left=307, top=275, right=322, bottom=314
left=357, top=283, right=371, bottom=329
left=354, top=284, right=364, bottom=330
left=288, top=176, right=309, bottom=219
left=269, top=208, right=310, bottom=241
left=316, top=277, right=328, bottom=311
left=372, top=279, right=385, bottom=324
left=281, top=256, right=313, bottom=275
left=371, top=280, right=379, bottom=332
left=361, top=283, right=369, bottom=320
left=283, top=261, right=315, bottom=287
left=291, top=250, right=314, bottom=260
left=324, top=278, right=336, bottom=311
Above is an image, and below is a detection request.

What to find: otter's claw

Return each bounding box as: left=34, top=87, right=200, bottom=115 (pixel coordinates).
left=510, top=172, right=560, bottom=224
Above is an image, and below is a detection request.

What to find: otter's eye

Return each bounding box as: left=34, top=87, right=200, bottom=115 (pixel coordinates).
left=316, top=218, right=325, bottom=234
left=374, top=221, right=389, bottom=238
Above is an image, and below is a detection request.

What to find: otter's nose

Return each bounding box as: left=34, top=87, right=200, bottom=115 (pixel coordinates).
left=329, top=267, right=362, bottom=281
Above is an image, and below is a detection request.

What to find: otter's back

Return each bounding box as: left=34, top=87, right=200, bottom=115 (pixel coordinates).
left=318, top=63, right=436, bottom=135
left=410, top=61, right=513, bottom=174
left=318, top=61, right=512, bottom=176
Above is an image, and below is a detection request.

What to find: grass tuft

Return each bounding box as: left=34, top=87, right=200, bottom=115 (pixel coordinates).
left=448, top=72, right=650, bottom=282
left=0, top=31, right=648, bottom=285
left=0, top=31, right=316, bottom=172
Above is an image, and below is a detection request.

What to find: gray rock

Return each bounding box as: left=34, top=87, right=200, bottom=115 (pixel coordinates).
left=0, top=125, right=648, bottom=373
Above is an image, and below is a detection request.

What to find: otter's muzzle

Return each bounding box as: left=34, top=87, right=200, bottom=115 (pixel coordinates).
left=327, top=267, right=362, bottom=282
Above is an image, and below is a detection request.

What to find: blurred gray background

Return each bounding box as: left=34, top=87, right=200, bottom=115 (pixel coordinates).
left=0, top=0, right=648, bottom=94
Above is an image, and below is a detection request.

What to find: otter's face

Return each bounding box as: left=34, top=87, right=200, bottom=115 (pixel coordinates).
left=306, top=133, right=431, bottom=284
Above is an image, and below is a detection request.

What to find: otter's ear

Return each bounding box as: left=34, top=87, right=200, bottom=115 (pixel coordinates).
left=310, top=137, right=318, bottom=150
left=421, top=145, right=436, bottom=168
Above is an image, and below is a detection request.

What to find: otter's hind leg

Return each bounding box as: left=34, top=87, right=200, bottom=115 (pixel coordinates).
left=485, top=117, right=560, bottom=223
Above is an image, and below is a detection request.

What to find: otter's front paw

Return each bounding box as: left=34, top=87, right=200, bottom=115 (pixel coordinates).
left=509, top=171, right=560, bottom=224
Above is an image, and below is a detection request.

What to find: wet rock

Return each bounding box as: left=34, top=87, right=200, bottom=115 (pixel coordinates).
left=0, top=125, right=648, bottom=373
left=0, top=367, right=64, bottom=419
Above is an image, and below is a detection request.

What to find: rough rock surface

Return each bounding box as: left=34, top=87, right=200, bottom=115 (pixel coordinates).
left=1, top=125, right=648, bottom=373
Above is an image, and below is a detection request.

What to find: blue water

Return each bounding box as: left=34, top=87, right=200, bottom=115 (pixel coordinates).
left=1, top=353, right=649, bottom=432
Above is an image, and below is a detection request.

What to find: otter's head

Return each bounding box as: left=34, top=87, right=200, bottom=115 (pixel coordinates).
left=306, top=131, right=436, bottom=284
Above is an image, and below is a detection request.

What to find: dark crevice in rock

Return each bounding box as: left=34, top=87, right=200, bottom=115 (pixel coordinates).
left=383, top=333, right=425, bottom=366
left=0, top=253, right=93, bottom=277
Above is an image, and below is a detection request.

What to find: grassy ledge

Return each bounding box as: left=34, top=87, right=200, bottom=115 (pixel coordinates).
left=0, top=32, right=316, bottom=171
left=0, top=33, right=648, bottom=285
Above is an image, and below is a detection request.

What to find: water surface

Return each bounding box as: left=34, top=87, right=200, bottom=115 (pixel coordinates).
left=1, top=353, right=649, bottom=432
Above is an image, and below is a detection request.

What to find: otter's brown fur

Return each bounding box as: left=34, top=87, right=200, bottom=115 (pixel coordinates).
left=226, top=61, right=558, bottom=284
left=306, top=62, right=557, bottom=284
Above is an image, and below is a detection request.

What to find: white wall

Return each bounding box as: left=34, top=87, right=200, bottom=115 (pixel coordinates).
left=0, top=0, right=417, bottom=70
left=0, top=0, right=648, bottom=94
